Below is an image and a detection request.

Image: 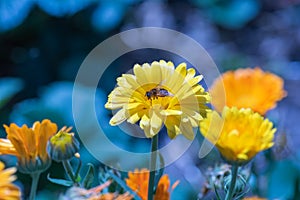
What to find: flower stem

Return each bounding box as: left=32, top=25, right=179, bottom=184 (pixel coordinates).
left=225, top=165, right=239, bottom=200
left=29, top=172, right=41, bottom=200
left=62, top=160, right=77, bottom=183
left=148, top=134, right=158, bottom=200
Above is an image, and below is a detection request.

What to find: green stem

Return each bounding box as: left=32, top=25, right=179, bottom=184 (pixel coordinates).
left=29, top=172, right=41, bottom=200
left=148, top=134, right=158, bottom=200
left=62, top=160, right=77, bottom=183
left=225, top=165, right=239, bottom=200
left=75, top=158, right=82, bottom=181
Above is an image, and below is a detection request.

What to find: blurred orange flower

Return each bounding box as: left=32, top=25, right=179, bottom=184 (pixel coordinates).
left=125, top=168, right=179, bottom=200
left=243, top=196, right=267, bottom=200
left=0, top=119, right=57, bottom=174
left=210, top=67, right=286, bottom=115
left=0, top=161, right=21, bottom=200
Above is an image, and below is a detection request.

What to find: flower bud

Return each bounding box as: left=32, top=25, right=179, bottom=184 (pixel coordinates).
left=47, top=127, right=80, bottom=162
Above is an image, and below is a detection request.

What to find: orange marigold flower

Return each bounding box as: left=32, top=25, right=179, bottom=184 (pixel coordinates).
left=125, top=168, right=179, bottom=200
left=210, top=67, right=287, bottom=115
left=0, top=119, right=57, bottom=174
left=0, top=161, right=21, bottom=200
left=243, top=196, right=267, bottom=200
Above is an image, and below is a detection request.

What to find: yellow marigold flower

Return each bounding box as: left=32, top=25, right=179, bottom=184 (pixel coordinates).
left=105, top=60, right=210, bottom=139
left=125, top=168, right=179, bottom=200
left=210, top=67, right=286, bottom=115
left=243, top=197, right=267, bottom=200
left=200, top=107, right=276, bottom=165
left=0, top=119, right=57, bottom=174
left=47, top=126, right=80, bottom=162
left=0, top=161, right=21, bottom=200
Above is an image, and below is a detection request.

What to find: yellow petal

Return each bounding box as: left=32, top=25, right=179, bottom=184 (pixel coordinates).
left=237, top=153, right=248, bottom=160
left=187, top=75, right=203, bottom=86
left=150, top=62, right=162, bottom=84
left=0, top=139, right=17, bottom=156
left=165, top=116, right=181, bottom=139
left=180, top=118, right=195, bottom=140
left=149, top=111, right=163, bottom=136
left=185, top=68, right=196, bottom=81
left=175, top=63, right=187, bottom=77
left=140, top=115, right=150, bottom=129
left=110, top=109, right=127, bottom=125
left=134, top=64, right=149, bottom=86
left=160, top=109, right=182, bottom=116
left=127, top=113, right=141, bottom=124
left=122, top=74, right=140, bottom=90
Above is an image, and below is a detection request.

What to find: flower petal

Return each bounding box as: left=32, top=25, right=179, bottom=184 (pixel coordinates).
left=110, top=109, right=127, bottom=125
left=160, top=109, right=182, bottom=116
left=179, top=118, right=195, bottom=140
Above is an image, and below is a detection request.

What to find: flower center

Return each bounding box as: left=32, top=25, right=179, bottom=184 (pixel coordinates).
left=148, top=96, right=174, bottom=110
left=145, top=87, right=173, bottom=100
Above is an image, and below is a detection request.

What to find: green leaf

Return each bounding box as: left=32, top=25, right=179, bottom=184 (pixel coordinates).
left=107, top=169, right=142, bottom=200
left=82, top=163, right=95, bottom=189
left=74, top=158, right=82, bottom=183
left=47, top=174, right=73, bottom=187
left=75, top=175, right=81, bottom=183
left=214, top=184, right=222, bottom=200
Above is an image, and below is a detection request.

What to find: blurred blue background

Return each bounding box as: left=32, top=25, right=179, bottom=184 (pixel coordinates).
left=1, top=0, right=300, bottom=199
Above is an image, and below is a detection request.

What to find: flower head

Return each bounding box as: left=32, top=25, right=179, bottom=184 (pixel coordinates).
left=0, top=161, right=21, bottom=200
left=200, top=107, right=276, bottom=165
left=210, top=67, right=286, bottom=115
left=47, top=126, right=80, bottom=162
left=125, top=168, right=179, bottom=200
left=0, top=119, right=57, bottom=174
left=105, top=60, right=210, bottom=140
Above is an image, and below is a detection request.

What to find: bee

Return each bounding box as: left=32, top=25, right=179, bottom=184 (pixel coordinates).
left=145, top=86, right=173, bottom=100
